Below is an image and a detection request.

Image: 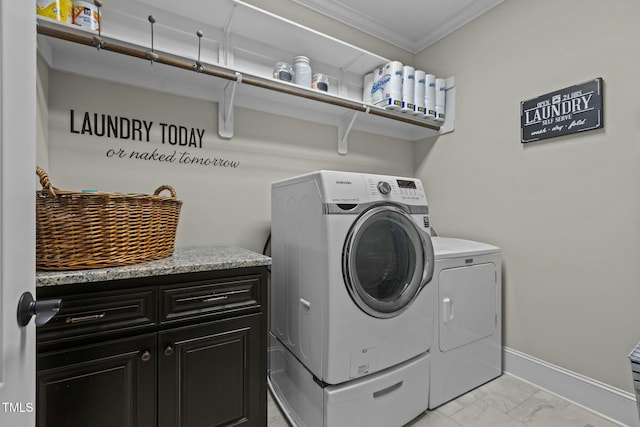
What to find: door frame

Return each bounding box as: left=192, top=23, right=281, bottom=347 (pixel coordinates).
left=0, top=1, right=37, bottom=426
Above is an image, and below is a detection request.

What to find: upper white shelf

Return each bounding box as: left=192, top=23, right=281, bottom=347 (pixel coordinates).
left=104, top=0, right=386, bottom=76
left=36, top=0, right=454, bottom=149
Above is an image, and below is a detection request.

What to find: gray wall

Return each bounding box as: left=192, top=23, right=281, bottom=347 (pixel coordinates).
left=414, top=0, right=640, bottom=393
left=38, top=0, right=418, bottom=257
left=42, top=69, right=415, bottom=254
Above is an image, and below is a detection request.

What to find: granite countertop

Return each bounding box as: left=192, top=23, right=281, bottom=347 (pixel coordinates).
left=36, top=246, right=271, bottom=287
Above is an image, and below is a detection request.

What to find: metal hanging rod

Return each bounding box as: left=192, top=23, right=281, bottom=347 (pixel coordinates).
left=36, top=22, right=440, bottom=132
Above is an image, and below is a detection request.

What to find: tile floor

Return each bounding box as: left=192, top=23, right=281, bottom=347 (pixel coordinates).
left=267, top=373, right=623, bottom=427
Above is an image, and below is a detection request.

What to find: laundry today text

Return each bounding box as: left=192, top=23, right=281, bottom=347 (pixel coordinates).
left=69, top=109, right=206, bottom=148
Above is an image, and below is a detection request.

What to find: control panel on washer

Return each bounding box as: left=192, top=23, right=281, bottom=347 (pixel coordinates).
left=367, top=177, right=426, bottom=203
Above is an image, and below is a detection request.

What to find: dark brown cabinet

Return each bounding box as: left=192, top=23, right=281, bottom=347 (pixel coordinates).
left=36, top=266, right=268, bottom=427
left=37, top=334, right=158, bottom=427
left=158, top=314, right=262, bottom=427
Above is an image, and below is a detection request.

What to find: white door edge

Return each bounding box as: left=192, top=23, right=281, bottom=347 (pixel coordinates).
left=0, top=0, right=37, bottom=425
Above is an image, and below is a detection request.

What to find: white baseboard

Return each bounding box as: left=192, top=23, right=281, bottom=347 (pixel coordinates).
left=503, top=347, right=638, bottom=427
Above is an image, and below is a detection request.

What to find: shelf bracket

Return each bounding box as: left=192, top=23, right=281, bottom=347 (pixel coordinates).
left=218, top=72, right=242, bottom=139
left=338, top=53, right=363, bottom=97
left=221, top=3, right=236, bottom=66
left=338, top=109, right=363, bottom=155
left=440, top=75, right=456, bottom=135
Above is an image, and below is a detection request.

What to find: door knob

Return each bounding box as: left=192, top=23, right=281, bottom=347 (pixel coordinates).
left=16, top=291, right=62, bottom=327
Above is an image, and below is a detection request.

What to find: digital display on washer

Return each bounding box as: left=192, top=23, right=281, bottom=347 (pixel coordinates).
left=397, top=179, right=417, bottom=189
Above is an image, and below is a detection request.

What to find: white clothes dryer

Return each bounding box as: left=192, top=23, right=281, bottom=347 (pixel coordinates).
left=269, top=170, right=435, bottom=426
left=427, top=237, right=502, bottom=409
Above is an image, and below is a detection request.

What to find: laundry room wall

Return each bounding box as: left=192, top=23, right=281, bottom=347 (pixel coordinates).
left=39, top=65, right=415, bottom=254
left=414, top=0, right=640, bottom=394
left=36, top=0, right=418, bottom=256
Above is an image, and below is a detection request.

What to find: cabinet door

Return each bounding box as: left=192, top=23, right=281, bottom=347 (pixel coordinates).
left=37, top=334, right=157, bottom=427
left=158, top=313, right=266, bottom=427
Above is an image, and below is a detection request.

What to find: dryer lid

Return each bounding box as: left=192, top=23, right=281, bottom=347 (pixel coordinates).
left=432, top=237, right=500, bottom=260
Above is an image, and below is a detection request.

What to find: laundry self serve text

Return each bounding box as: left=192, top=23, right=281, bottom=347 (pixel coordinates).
left=522, top=92, right=594, bottom=126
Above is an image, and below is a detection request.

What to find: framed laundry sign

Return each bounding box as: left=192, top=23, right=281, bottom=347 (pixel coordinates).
left=520, top=78, right=603, bottom=143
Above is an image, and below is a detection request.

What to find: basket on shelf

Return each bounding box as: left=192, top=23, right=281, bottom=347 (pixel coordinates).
left=36, top=166, right=183, bottom=271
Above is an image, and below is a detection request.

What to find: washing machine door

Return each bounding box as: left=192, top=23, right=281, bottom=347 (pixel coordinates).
left=343, top=205, right=434, bottom=318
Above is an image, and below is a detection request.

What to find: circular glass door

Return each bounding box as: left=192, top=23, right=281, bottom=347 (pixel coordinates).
left=342, top=205, right=434, bottom=318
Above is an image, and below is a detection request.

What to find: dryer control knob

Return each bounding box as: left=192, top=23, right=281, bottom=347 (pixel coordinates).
left=377, top=181, right=391, bottom=195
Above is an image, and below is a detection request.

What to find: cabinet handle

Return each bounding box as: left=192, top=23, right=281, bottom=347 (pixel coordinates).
left=164, top=346, right=174, bottom=357
left=202, top=289, right=250, bottom=303
left=140, top=351, right=151, bottom=362
left=202, top=295, right=228, bottom=303
left=65, top=313, right=106, bottom=324
left=177, top=289, right=250, bottom=304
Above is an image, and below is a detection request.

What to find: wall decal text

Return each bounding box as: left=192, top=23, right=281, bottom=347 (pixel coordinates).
left=106, top=147, right=240, bottom=168
left=69, top=110, right=206, bottom=147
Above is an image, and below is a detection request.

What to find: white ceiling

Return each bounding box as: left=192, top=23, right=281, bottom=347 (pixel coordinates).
left=290, top=0, right=504, bottom=53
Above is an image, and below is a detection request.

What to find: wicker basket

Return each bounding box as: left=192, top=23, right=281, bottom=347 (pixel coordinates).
left=36, top=167, right=182, bottom=271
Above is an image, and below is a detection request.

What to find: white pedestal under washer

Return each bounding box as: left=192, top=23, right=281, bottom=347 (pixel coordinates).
left=427, top=237, right=502, bottom=409
left=269, top=170, right=436, bottom=426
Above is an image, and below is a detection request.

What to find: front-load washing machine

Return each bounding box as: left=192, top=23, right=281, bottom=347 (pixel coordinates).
left=269, top=170, right=435, bottom=426
left=427, top=237, right=502, bottom=409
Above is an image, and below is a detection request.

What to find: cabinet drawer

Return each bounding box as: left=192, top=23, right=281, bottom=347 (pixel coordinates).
left=37, top=287, right=157, bottom=344
left=161, top=275, right=262, bottom=323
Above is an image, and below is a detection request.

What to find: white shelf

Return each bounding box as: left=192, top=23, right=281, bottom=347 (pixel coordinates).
left=36, top=0, right=455, bottom=152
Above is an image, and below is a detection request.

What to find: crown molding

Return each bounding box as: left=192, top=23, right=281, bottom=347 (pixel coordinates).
left=290, top=0, right=504, bottom=54
left=414, top=0, right=504, bottom=53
